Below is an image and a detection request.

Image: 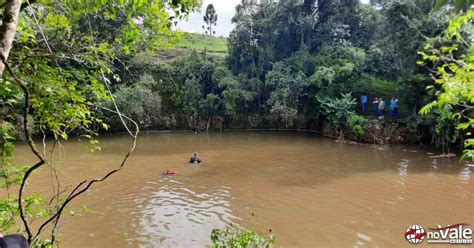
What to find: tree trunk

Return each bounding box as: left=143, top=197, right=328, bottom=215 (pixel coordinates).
left=0, top=0, right=22, bottom=76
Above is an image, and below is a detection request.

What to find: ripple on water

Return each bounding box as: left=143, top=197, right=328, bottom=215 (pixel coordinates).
left=131, top=177, right=240, bottom=247
left=459, top=167, right=472, bottom=184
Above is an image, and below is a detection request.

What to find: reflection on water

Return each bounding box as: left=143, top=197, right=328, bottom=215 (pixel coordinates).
left=398, top=159, right=409, bottom=177
left=10, top=131, right=474, bottom=247
left=353, top=232, right=372, bottom=248
left=135, top=178, right=238, bottom=247
left=459, top=167, right=471, bottom=184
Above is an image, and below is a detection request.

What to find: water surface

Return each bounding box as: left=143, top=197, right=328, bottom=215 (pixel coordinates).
left=12, top=131, right=473, bottom=247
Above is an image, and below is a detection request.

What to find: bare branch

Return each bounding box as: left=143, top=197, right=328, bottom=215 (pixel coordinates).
left=1, top=55, right=48, bottom=243
left=33, top=106, right=139, bottom=243
left=400, top=13, right=429, bottom=41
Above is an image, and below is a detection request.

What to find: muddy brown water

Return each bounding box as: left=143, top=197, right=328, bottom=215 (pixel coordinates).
left=9, top=131, right=474, bottom=247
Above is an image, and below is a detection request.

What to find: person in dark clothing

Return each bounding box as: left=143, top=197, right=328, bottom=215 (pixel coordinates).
left=373, top=97, right=379, bottom=116
left=189, top=152, right=202, bottom=163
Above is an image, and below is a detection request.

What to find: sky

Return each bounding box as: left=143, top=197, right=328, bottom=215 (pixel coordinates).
left=176, top=0, right=371, bottom=37
left=176, top=0, right=241, bottom=37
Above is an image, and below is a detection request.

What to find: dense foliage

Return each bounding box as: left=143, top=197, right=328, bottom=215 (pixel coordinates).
left=111, top=0, right=472, bottom=156
left=0, top=0, right=200, bottom=246
left=0, top=0, right=472, bottom=246
left=419, top=10, right=474, bottom=160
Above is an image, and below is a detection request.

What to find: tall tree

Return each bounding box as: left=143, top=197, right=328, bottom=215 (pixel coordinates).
left=420, top=10, right=474, bottom=160
left=203, top=4, right=218, bottom=36
left=0, top=0, right=199, bottom=245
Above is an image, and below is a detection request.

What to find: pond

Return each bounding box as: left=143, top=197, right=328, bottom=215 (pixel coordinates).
left=13, top=131, right=473, bottom=247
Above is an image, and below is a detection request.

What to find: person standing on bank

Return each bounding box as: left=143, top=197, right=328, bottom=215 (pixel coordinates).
left=378, top=98, right=386, bottom=119
left=373, top=97, right=379, bottom=116
left=360, top=94, right=368, bottom=114
left=391, top=97, right=399, bottom=119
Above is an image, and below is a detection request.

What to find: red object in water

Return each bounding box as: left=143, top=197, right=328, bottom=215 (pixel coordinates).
left=163, top=169, right=179, bottom=176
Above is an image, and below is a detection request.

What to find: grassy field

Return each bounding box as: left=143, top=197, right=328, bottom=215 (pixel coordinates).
left=175, top=33, right=228, bottom=55
left=156, top=33, right=228, bottom=61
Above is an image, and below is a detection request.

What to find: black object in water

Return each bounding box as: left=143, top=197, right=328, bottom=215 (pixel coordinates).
left=0, top=234, right=29, bottom=248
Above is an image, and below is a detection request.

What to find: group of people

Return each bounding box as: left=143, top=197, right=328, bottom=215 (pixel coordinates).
left=360, top=94, right=399, bottom=119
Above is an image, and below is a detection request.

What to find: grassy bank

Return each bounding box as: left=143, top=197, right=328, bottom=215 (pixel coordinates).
left=156, top=33, right=228, bottom=61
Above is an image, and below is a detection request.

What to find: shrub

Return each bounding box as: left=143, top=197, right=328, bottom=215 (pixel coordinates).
left=211, top=226, right=275, bottom=248
left=317, top=92, right=367, bottom=139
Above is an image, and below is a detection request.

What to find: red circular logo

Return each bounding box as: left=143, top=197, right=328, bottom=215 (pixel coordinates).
left=405, top=225, right=426, bottom=244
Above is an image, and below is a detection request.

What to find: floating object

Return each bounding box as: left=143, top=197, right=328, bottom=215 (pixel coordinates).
left=0, top=234, right=29, bottom=248
left=163, top=169, right=179, bottom=176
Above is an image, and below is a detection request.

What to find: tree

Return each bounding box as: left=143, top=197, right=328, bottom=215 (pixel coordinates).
left=112, top=74, right=162, bottom=129
left=317, top=93, right=367, bottom=140
left=227, top=0, right=262, bottom=78
left=203, top=4, right=218, bottom=36
left=213, top=66, right=243, bottom=118
left=433, top=0, right=474, bottom=13
left=419, top=11, right=474, bottom=160
left=183, top=76, right=203, bottom=128
left=201, top=93, right=222, bottom=131
left=266, top=62, right=308, bottom=127
left=0, top=0, right=199, bottom=245
left=310, top=44, right=366, bottom=97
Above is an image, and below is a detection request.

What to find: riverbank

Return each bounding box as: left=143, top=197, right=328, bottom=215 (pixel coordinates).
left=109, top=113, right=425, bottom=145
left=12, top=112, right=457, bottom=156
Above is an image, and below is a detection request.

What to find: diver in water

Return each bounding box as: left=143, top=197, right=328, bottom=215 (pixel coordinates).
left=189, top=152, right=202, bottom=164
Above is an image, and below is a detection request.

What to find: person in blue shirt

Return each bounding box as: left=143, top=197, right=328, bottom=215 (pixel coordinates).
left=360, top=94, right=368, bottom=114
left=390, top=97, right=399, bottom=119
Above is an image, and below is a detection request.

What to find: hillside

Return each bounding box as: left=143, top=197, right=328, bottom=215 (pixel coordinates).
left=156, top=33, right=228, bottom=61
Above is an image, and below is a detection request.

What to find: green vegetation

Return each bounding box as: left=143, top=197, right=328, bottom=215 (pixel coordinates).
left=211, top=226, right=275, bottom=248
left=173, top=33, right=228, bottom=57
left=318, top=93, right=368, bottom=139
left=203, top=4, right=218, bottom=36
left=419, top=10, right=474, bottom=160
left=109, top=0, right=472, bottom=159
left=0, top=0, right=200, bottom=246
left=0, top=0, right=472, bottom=247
